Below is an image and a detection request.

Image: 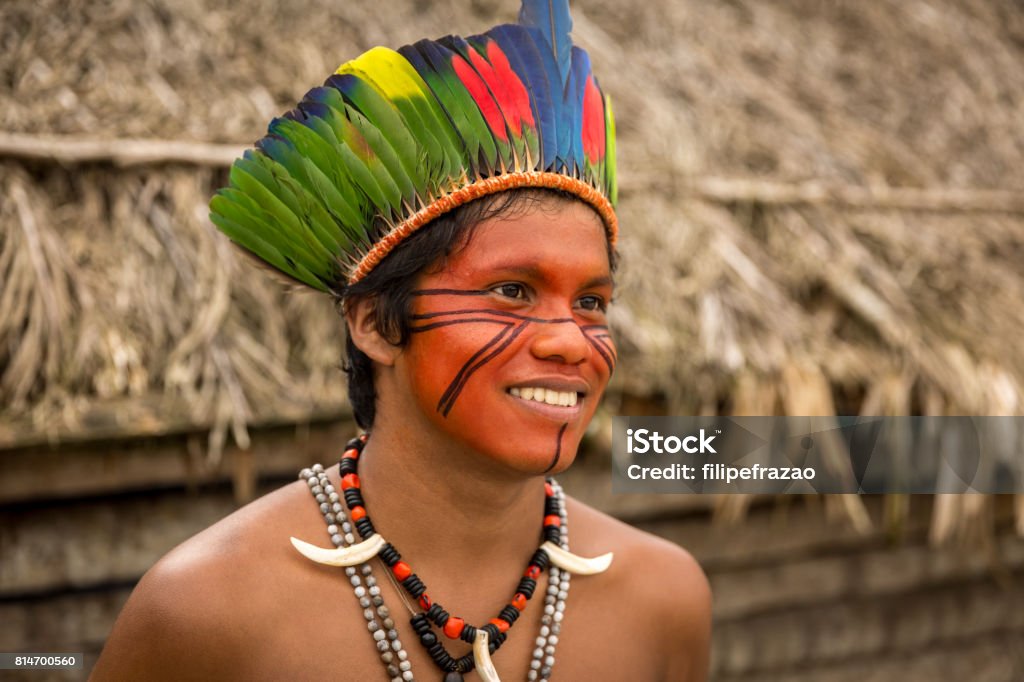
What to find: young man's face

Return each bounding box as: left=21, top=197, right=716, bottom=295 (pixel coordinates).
left=395, top=198, right=616, bottom=476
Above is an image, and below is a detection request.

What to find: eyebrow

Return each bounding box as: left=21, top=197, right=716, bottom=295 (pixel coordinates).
left=486, top=263, right=615, bottom=290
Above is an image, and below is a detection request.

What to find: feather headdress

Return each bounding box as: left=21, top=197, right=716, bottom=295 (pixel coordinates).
left=210, top=0, right=617, bottom=293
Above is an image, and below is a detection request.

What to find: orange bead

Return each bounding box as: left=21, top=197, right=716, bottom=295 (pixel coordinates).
left=489, top=618, right=510, bottom=633
left=343, top=447, right=360, bottom=460
left=511, top=593, right=527, bottom=610
left=443, top=616, right=465, bottom=639
left=544, top=482, right=554, bottom=497
left=392, top=561, right=412, bottom=581
left=418, top=594, right=432, bottom=610
left=544, top=515, right=561, bottom=527
left=341, top=473, right=361, bottom=490
left=349, top=506, right=366, bottom=521
left=524, top=566, right=541, bottom=579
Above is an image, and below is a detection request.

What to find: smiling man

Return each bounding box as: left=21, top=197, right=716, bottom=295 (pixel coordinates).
left=93, top=2, right=710, bottom=680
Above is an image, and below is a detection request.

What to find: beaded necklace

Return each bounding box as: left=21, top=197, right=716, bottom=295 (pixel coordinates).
left=297, top=435, right=598, bottom=681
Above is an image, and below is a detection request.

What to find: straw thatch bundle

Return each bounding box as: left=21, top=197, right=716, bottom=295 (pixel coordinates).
left=2, top=0, right=1023, bottom=538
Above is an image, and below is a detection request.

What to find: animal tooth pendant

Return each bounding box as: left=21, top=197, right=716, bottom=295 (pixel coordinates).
left=290, top=533, right=386, bottom=566
left=540, top=541, right=614, bottom=575
left=473, top=629, right=501, bottom=682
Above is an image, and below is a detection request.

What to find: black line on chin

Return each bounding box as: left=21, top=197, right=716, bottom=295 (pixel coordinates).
left=544, top=423, right=569, bottom=473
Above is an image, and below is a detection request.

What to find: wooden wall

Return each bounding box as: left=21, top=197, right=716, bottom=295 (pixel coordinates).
left=2, top=423, right=1022, bottom=681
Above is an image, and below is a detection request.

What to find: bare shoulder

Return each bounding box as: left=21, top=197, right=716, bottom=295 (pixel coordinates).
left=565, top=496, right=712, bottom=681
left=91, top=478, right=333, bottom=680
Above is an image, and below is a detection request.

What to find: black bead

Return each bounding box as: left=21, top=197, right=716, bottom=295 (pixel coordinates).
left=338, top=459, right=357, bottom=475
left=433, top=609, right=450, bottom=627
left=455, top=653, right=475, bottom=672
left=499, top=605, right=519, bottom=623
left=419, top=631, right=437, bottom=646
left=459, top=624, right=477, bottom=644
left=516, top=577, right=537, bottom=598
left=531, top=549, right=550, bottom=570
left=410, top=613, right=431, bottom=634
left=545, top=499, right=560, bottom=515
left=354, top=517, right=375, bottom=537
left=379, top=543, right=401, bottom=566
left=343, top=488, right=364, bottom=508
left=482, top=623, right=500, bottom=641
left=544, top=526, right=561, bottom=543
left=402, top=575, right=425, bottom=597
left=426, top=603, right=444, bottom=622
left=344, top=436, right=364, bottom=451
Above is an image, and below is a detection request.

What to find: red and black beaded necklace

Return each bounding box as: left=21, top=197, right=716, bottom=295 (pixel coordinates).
left=337, top=435, right=563, bottom=679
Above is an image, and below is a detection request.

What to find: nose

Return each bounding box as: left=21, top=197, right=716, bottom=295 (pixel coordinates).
left=529, top=321, right=590, bottom=365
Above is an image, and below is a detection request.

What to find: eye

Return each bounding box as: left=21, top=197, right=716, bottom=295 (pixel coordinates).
left=492, top=283, right=527, bottom=300
left=578, top=295, right=607, bottom=312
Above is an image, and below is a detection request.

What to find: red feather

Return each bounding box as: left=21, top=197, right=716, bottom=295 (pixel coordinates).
left=582, top=75, right=605, bottom=163
left=452, top=54, right=509, bottom=142
left=485, top=41, right=535, bottom=129
left=466, top=46, right=521, bottom=134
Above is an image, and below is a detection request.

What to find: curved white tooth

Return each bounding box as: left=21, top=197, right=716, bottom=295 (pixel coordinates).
left=473, top=629, right=501, bottom=682
left=521, top=387, right=534, bottom=400
left=541, top=541, right=614, bottom=575
left=290, top=533, right=386, bottom=567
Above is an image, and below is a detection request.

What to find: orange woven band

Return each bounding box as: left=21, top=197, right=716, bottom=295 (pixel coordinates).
left=348, top=172, right=618, bottom=285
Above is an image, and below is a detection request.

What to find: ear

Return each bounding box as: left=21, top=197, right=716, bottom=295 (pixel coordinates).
left=344, top=297, right=402, bottom=367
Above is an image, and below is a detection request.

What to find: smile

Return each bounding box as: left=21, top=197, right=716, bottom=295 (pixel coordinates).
left=508, top=386, right=580, bottom=407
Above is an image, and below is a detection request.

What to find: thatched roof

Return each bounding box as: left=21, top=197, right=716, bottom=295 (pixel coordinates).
left=2, top=0, right=1023, bottom=534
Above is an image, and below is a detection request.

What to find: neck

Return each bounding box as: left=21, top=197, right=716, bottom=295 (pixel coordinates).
left=355, top=422, right=549, bottom=576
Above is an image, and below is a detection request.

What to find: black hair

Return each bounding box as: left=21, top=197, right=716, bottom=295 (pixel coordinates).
left=338, top=189, right=616, bottom=430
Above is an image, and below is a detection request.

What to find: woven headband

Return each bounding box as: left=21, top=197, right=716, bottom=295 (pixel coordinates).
left=210, top=0, right=617, bottom=292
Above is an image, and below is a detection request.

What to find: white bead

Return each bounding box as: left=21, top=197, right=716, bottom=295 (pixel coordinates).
left=401, top=672, right=413, bottom=681
left=553, top=611, right=563, bottom=622
left=544, top=604, right=555, bottom=615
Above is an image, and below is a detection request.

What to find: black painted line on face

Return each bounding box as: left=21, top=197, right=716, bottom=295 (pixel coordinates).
left=439, top=321, right=532, bottom=417
left=411, top=288, right=492, bottom=297
left=435, top=322, right=517, bottom=415
left=584, top=331, right=615, bottom=373
left=410, top=318, right=514, bottom=333
left=412, top=307, right=575, bottom=324
left=593, top=333, right=618, bottom=361
left=544, top=423, right=569, bottom=473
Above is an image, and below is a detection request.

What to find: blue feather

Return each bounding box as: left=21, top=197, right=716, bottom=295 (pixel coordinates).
left=564, top=46, right=591, bottom=175
left=518, top=0, right=573, bottom=87
left=488, top=24, right=559, bottom=171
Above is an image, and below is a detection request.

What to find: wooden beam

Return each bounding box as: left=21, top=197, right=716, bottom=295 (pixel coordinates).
left=0, top=131, right=242, bottom=167
left=2, top=132, right=1022, bottom=213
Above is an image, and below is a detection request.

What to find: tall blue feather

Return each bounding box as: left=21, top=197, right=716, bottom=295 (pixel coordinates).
left=565, top=46, right=590, bottom=175
left=518, top=0, right=573, bottom=87
left=488, top=24, right=559, bottom=171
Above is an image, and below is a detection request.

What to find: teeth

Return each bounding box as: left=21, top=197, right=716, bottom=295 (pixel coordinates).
left=509, top=387, right=579, bottom=407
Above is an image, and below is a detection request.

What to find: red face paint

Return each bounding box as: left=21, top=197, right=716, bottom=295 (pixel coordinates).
left=394, top=200, right=616, bottom=476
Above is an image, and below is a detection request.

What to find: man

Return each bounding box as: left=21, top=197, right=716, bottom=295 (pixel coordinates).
left=93, top=2, right=710, bottom=679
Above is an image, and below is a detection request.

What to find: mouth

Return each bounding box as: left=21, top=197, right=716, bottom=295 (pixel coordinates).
left=508, top=386, right=581, bottom=407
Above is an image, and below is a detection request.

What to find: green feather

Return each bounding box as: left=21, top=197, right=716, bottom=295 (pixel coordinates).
left=210, top=201, right=329, bottom=292
left=604, top=94, right=617, bottom=204
left=329, top=74, right=427, bottom=198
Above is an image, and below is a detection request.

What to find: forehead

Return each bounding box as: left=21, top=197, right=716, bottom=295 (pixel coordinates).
left=432, top=200, right=612, bottom=282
